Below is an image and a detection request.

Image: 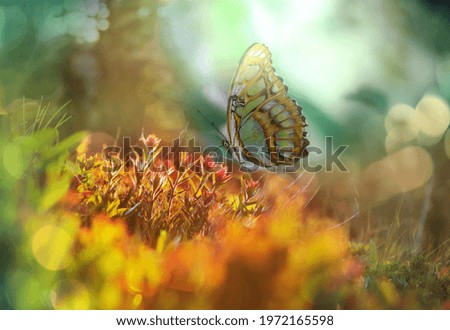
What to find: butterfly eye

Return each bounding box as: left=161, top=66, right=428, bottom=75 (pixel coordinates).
left=230, top=97, right=237, bottom=109
left=222, top=140, right=234, bottom=157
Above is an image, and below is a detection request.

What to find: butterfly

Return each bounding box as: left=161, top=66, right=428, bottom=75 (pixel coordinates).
left=223, top=43, right=309, bottom=169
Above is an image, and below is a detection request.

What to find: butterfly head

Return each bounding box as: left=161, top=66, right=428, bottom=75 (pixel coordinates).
left=222, top=139, right=234, bottom=158
left=222, top=139, right=230, bottom=149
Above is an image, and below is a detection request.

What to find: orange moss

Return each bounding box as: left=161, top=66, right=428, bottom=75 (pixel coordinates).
left=49, top=134, right=448, bottom=309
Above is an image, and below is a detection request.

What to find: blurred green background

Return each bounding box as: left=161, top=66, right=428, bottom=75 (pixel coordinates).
left=0, top=0, right=449, bottom=309
left=0, top=0, right=448, bottom=145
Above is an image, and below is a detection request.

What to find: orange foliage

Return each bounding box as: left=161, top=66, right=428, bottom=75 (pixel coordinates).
left=47, top=134, right=448, bottom=309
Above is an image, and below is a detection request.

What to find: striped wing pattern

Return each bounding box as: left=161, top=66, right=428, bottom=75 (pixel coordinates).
left=226, top=43, right=309, bottom=167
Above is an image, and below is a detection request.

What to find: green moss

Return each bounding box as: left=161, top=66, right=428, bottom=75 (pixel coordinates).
left=362, top=254, right=449, bottom=308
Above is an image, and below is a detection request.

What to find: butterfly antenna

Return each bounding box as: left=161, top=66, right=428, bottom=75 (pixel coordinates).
left=196, top=109, right=228, bottom=141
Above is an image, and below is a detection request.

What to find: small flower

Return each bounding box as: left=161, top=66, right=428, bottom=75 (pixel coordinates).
left=243, top=175, right=260, bottom=197
left=215, top=166, right=231, bottom=184
left=203, top=154, right=219, bottom=172
left=140, top=133, right=161, bottom=148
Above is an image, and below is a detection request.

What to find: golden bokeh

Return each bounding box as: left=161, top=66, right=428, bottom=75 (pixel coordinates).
left=384, top=104, right=419, bottom=144
left=416, top=94, right=449, bottom=140
left=360, top=146, right=433, bottom=204
left=2, top=143, right=24, bottom=179
left=32, top=225, right=74, bottom=271
left=384, top=96, right=450, bottom=151
left=51, top=279, right=91, bottom=310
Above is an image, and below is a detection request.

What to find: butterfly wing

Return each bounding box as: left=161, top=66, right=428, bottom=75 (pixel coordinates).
left=226, top=43, right=309, bottom=167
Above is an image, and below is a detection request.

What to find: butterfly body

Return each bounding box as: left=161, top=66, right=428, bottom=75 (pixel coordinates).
left=225, top=43, right=309, bottom=170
